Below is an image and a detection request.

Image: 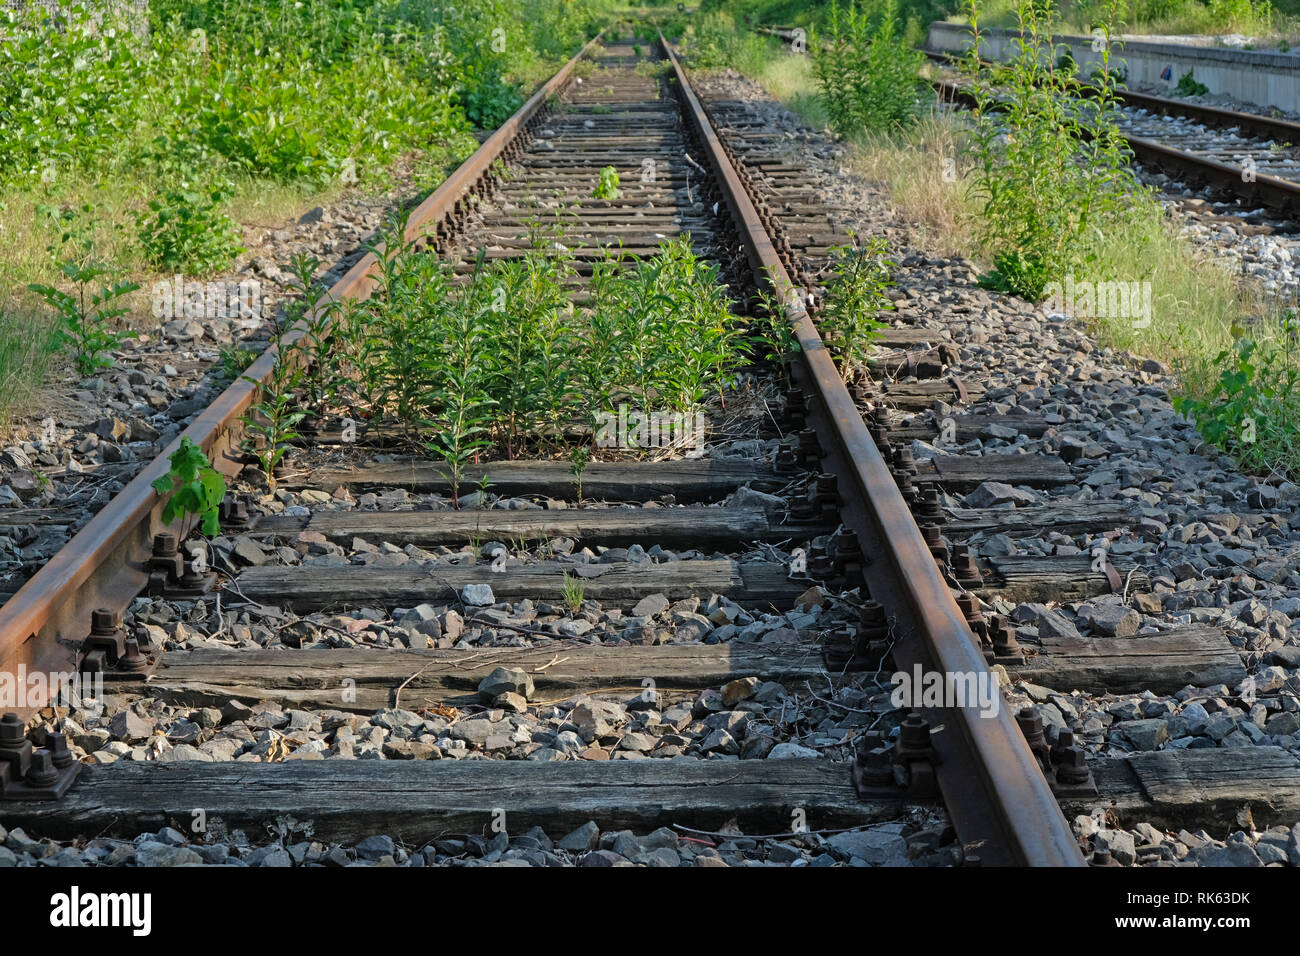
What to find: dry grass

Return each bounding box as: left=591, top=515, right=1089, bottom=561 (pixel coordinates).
left=847, top=111, right=977, bottom=256
left=752, top=54, right=830, bottom=129
left=0, top=301, right=58, bottom=425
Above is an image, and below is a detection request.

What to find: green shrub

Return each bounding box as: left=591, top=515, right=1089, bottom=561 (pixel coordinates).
left=136, top=187, right=243, bottom=274
left=1174, top=70, right=1209, bottom=96
left=963, top=0, right=1141, bottom=302
left=813, top=0, right=929, bottom=136
left=1174, top=321, right=1300, bottom=476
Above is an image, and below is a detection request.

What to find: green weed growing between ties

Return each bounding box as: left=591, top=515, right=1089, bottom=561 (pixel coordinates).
left=752, top=282, right=802, bottom=391
left=562, top=570, right=585, bottom=613
left=568, top=445, right=591, bottom=504
left=593, top=165, right=621, bottom=199
left=151, top=437, right=227, bottom=536
left=240, top=346, right=307, bottom=489
left=280, top=225, right=753, bottom=495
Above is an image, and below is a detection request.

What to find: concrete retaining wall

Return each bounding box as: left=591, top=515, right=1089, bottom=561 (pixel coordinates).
left=926, top=20, right=1300, bottom=114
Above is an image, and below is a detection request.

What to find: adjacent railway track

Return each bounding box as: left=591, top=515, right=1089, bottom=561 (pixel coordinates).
left=923, top=49, right=1300, bottom=218
left=7, top=31, right=1297, bottom=870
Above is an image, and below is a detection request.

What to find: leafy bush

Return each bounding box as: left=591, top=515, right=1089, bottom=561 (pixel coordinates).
left=136, top=187, right=244, bottom=274
left=0, top=4, right=146, bottom=186
left=460, top=60, right=525, bottom=129
left=1174, top=321, right=1300, bottom=475
left=963, top=0, right=1140, bottom=301
left=813, top=0, right=929, bottom=136
left=0, top=0, right=604, bottom=190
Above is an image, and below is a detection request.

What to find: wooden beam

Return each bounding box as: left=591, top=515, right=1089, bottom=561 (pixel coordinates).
left=8, top=747, right=1296, bottom=843
left=280, top=458, right=786, bottom=502
left=232, top=559, right=810, bottom=613
left=1015, top=626, right=1246, bottom=694
left=982, top=555, right=1151, bottom=603
left=1, top=759, right=902, bottom=843
left=124, top=643, right=829, bottom=712
left=250, top=507, right=831, bottom=550
left=1066, top=746, right=1300, bottom=831
left=942, top=502, right=1137, bottom=538
left=915, top=453, right=1075, bottom=491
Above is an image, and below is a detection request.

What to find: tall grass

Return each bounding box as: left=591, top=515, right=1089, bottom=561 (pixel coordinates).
left=952, top=0, right=1285, bottom=35
left=0, top=305, right=59, bottom=425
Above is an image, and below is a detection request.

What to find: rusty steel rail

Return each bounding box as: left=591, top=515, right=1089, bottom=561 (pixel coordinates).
left=664, top=36, right=1084, bottom=866
left=1115, top=87, right=1300, bottom=144
left=0, top=32, right=604, bottom=712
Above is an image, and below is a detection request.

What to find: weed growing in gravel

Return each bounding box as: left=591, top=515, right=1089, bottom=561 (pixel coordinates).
left=483, top=244, right=580, bottom=454
left=1174, top=70, right=1210, bottom=97
left=751, top=285, right=803, bottom=390
left=1174, top=320, right=1300, bottom=476
left=562, top=571, right=586, bottom=612
left=586, top=241, right=747, bottom=414
left=962, top=0, right=1141, bottom=301
left=818, top=238, right=894, bottom=381
left=29, top=259, right=139, bottom=378
left=283, top=253, right=343, bottom=413
left=814, top=0, right=929, bottom=135
left=241, top=349, right=307, bottom=489
left=216, top=345, right=259, bottom=382
left=151, top=438, right=227, bottom=537
left=424, top=258, right=496, bottom=509
left=593, top=165, right=622, bottom=199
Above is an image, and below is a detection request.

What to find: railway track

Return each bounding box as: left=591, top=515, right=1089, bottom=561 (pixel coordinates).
left=0, top=33, right=1083, bottom=867
left=923, top=50, right=1300, bottom=219
left=2, top=31, right=1297, bottom=874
